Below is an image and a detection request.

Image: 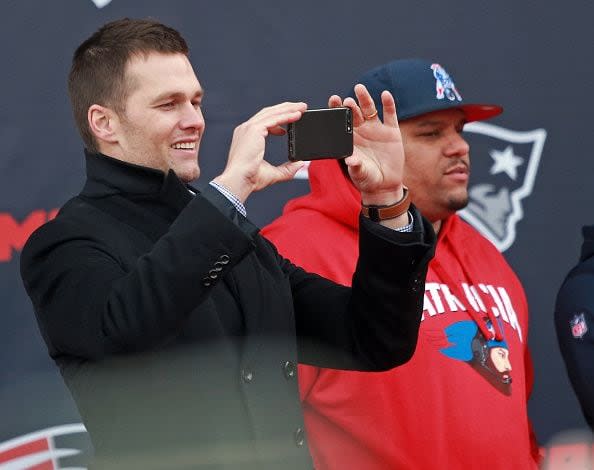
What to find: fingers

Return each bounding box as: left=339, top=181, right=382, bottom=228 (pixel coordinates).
left=354, top=84, right=379, bottom=122
left=343, top=154, right=362, bottom=172
left=253, top=101, right=307, bottom=119
left=342, top=84, right=381, bottom=127
left=276, top=160, right=306, bottom=182
left=343, top=96, right=364, bottom=127
left=269, top=126, right=287, bottom=136
left=248, top=102, right=307, bottom=134
left=343, top=154, right=367, bottom=186
left=258, top=160, right=305, bottom=190
left=253, top=110, right=303, bottom=134
left=380, top=90, right=399, bottom=128
left=328, top=95, right=342, bottom=108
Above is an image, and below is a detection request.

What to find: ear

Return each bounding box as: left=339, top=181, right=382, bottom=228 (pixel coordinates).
left=88, top=104, right=119, bottom=145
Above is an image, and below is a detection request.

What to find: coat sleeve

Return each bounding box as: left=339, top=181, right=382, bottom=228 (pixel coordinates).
left=280, top=208, right=436, bottom=371
left=554, top=271, right=594, bottom=430
left=20, top=192, right=257, bottom=360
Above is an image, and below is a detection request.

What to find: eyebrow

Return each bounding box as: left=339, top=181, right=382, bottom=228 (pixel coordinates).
left=152, top=89, right=205, bottom=104
left=415, top=119, right=445, bottom=127
left=414, top=117, right=466, bottom=128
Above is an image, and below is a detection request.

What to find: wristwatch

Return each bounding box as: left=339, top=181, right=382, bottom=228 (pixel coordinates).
left=361, top=187, right=410, bottom=222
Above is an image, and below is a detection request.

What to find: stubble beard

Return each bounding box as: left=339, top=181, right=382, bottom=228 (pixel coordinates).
left=446, top=192, right=469, bottom=213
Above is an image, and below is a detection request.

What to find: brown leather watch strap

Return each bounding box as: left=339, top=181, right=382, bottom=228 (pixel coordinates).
left=361, top=187, right=410, bottom=222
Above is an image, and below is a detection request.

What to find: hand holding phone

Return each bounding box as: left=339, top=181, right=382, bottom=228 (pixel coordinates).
left=287, top=107, right=353, bottom=161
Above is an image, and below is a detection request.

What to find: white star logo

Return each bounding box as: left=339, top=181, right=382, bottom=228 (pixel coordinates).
left=489, top=146, right=524, bottom=180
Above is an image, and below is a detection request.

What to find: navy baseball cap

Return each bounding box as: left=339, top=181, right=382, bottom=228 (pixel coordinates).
left=352, top=58, right=502, bottom=122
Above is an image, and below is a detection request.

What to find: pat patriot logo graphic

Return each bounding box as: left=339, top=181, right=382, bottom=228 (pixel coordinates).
left=431, top=63, right=462, bottom=102
left=0, top=424, right=88, bottom=469
left=459, top=122, right=547, bottom=252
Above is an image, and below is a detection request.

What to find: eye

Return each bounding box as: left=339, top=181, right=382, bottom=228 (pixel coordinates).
left=191, top=100, right=202, bottom=109
left=159, top=101, right=176, bottom=110
left=419, top=130, right=441, bottom=138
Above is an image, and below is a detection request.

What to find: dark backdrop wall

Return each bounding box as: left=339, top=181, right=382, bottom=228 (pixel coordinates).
left=1, top=0, right=592, bottom=466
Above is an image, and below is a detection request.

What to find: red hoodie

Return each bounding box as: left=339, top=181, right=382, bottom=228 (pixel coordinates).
left=262, top=159, right=539, bottom=470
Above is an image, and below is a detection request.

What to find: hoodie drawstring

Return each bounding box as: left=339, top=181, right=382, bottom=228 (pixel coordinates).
left=430, top=219, right=505, bottom=342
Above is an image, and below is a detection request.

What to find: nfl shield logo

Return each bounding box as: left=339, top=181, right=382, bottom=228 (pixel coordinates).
left=570, top=313, right=588, bottom=339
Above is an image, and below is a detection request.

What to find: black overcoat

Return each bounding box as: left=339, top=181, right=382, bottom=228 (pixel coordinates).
left=21, top=152, right=435, bottom=469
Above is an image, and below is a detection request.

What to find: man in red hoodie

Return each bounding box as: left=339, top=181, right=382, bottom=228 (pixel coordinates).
left=263, top=59, right=540, bottom=469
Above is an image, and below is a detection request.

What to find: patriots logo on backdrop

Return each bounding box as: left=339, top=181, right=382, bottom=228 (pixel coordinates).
left=90, top=0, right=112, bottom=7
left=459, top=122, right=547, bottom=252
left=570, top=312, right=588, bottom=339
left=0, top=424, right=89, bottom=469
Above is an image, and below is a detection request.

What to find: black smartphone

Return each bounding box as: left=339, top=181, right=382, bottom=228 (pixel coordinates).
left=288, top=107, right=353, bottom=161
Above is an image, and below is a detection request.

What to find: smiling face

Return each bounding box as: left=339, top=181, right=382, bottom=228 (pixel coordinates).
left=105, top=52, right=205, bottom=182
left=400, top=109, right=470, bottom=223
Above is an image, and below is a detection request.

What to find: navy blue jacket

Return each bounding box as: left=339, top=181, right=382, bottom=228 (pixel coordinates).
left=555, top=225, right=594, bottom=431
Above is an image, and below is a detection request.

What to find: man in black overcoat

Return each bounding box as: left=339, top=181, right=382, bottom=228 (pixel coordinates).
left=20, top=18, right=435, bottom=469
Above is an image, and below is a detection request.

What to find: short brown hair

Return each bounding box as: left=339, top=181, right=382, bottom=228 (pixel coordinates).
left=68, top=18, right=189, bottom=153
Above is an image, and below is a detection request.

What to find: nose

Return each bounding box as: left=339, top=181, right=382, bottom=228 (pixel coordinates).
left=179, top=102, right=205, bottom=131
left=444, top=131, right=470, bottom=158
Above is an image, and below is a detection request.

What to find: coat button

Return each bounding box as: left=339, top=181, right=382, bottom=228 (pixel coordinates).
left=208, top=269, right=219, bottom=279
left=219, top=254, right=230, bottom=265
left=294, top=427, right=305, bottom=447
left=202, top=277, right=212, bottom=287
left=241, top=368, right=253, bottom=383
left=283, top=361, right=296, bottom=380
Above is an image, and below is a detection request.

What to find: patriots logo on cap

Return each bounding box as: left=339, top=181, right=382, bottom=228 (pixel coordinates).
left=431, top=63, right=462, bottom=102
left=570, top=312, right=588, bottom=339
left=0, top=424, right=89, bottom=469
left=459, top=122, right=547, bottom=252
